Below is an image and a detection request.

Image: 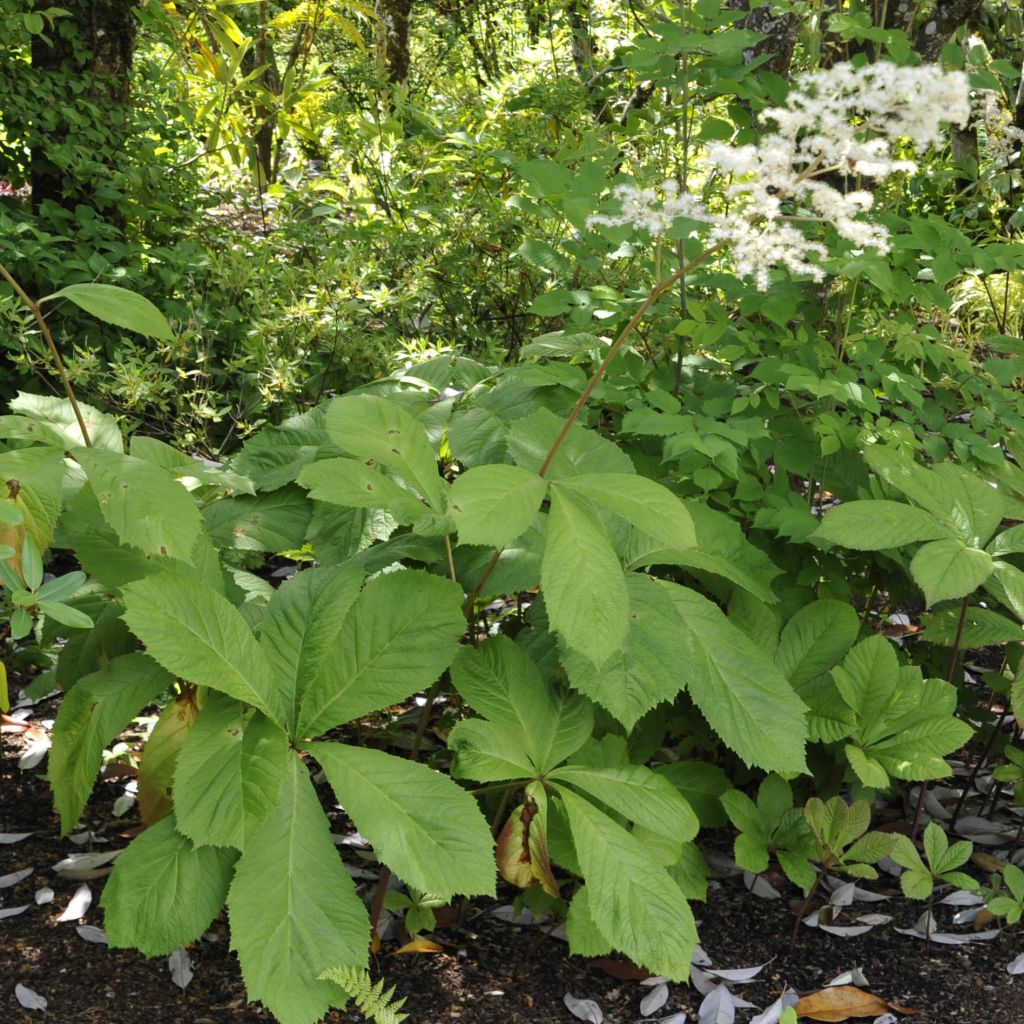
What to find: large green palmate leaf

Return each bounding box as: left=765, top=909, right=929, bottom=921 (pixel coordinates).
left=909, top=539, right=992, bottom=607
left=776, top=600, right=861, bottom=687
left=259, top=565, right=365, bottom=734
left=449, top=636, right=592, bottom=775
left=507, top=407, right=634, bottom=480
left=561, top=573, right=690, bottom=729
left=173, top=693, right=291, bottom=850
left=550, top=764, right=698, bottom=845
left=295, top=569, right=464, bottom=738
left=831, top=635, right=899, bottom=723
left=558, top=789, right=697, bottom=980
left=985, top=560, right=1024, bottom=622
left=541, top=486, right=629, bottom=667
left=324, top=395, right=447, bottom=512
left=560, top=473, right=696, bottom=551
left=75, top=447, right=203, bottom=562
left=228, top=754, right=368, bottom=1024
left=449, top=464, right=548, bottom=548
left=813, top=500, right=949, bottom=550
left=48, top=653, right=174, bottom=834
left=312, top=742, right=495, bottom=899
left=625, top=499, right=781, bottom=603
left=203, top=486, right=312, bottom=553
left=121, top=574, right=283, bottom=725
left=9, top=391, right=123, bottom=451
left=664, top=583, right=808, bottom=774
left=298, top=457, right=431, bottom=526
left=59, top=487, right=225, bottom=593
left=866, top=447, right=1005, bottom=548
left=102, top=814, right=237, bottom=956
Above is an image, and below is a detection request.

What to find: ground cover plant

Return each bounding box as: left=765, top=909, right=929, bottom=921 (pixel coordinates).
left=4, top=2, right=1024, bottom=1023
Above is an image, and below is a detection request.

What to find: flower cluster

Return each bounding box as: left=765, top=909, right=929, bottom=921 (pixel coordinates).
left=589, top=61, right=971, bottom=290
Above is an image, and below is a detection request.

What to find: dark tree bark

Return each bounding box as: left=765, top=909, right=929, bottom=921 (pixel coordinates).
left=727, top=0, right=799, bottom=79
left=29, top=0, right=137, bottom=213
left=376, top=0, right=416, bottom=85
left=913, top=0, right=984, bottom=62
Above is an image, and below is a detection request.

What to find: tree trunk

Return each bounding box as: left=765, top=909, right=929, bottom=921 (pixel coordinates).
left=30, top=0, right=136, bottom=213
left=376, top=0, right=415, bottom=85
left=728, top=0, right=800, bottom=78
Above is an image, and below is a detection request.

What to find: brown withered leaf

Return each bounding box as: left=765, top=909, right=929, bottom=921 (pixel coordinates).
left=794, top=985, right=889, bottom=1021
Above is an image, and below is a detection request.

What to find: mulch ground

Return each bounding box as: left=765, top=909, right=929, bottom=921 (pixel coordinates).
left=4, top=698, right=1023, bottom=1024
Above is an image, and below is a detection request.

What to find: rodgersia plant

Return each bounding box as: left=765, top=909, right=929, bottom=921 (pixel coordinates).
left=0, top=53, right=988, bottom=1024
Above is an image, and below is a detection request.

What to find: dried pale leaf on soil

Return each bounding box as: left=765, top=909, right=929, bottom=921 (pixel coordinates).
left=56, top=882, right=92, bottom=922
left=750, top=989, right=799, bottom=1024
left=0, top=831, right=33, bottom=843
left=1006, top=953, right=1024, bottom=975
left=76, top=923, right=108, bottom=944
left=639, top=982, right=669, bottom=1015
left=564, top=992, right=603, bottom=1023
left=34, top=886, right=54, bottom=904
left=168, top=947, right=194, bottom=990
left=14, top=982, right=47, bottom=1010
left=0, top=904, right=29, bottom=919
left=698, top=983, right=735, bottom=1024
left=704, top=962, right=768, bottom=982
left=0, top=866, right=33, bottom=887
left=793, top=985, right=895, bottom=1021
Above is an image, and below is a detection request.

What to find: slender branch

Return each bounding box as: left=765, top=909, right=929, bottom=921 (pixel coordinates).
left=538, top=242, right=724, bottom=480
left=461, top=243, right=724, bottom=613
left=0, top=263, right=92, bottom=448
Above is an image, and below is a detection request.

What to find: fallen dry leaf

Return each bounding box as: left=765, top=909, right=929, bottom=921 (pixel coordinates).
left=794, top=985, right=889, bottom=1021
left=392, top=938, right=442, bottom=954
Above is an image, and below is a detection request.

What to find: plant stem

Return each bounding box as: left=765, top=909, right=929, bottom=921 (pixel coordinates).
left=537, top=243, right=723, bottom=480
left=463, top=242, right=725, bottom=614
left=912, top=595, right=970, bottom=840
left=0, top=263, right=92, bottom=448
left=788, top=869, right=824, bottom=951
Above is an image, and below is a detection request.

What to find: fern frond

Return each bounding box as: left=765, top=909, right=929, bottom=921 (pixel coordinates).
left=319, top=964, right=409, bottom=1024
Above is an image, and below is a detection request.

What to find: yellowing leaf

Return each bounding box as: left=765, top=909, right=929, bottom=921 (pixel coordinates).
left=393, top=938, right=442, bottom=955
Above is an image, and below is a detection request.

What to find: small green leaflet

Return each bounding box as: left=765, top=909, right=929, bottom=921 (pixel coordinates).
left=228, top=755, right=369, bottom=1024
left=550, top=764, right=698, bottom=845
left=775, top=600, right=860, bottom=687
left=559, top=473, right=696, bottom=550
left=324, top=395, right=447, bottom=512
left=41, top=283, right=173, bottom=340
left=259, top=564, right=365, bottom=734
left=813, top=500, right=948, bottom=550
left=76, top=447, right=203, bottom=561
left=102, top=814, right=237, bottom=956
left=559, top=789, right=697, bottom=980
left=541, top=486, right=629, bottom=667
left=449, top=637, right=592, bottom=775
left=909, top=539, right=992, bottom=607
left=297, top=457, right=430, bottom=525
left=663, top=582, right=808, bottom=774
left=121, top=574, right=283, bottom=726
left=173, top=694, right=291, bottom=850
left=449, top=464, right=547, bottom=548
left=561, top=573, right=691, bottom=729
left=295, top=569, right=465, bottom=738
left=312, top=742, right=495, bottom=899
left=48, top=653, right=174, bottom=834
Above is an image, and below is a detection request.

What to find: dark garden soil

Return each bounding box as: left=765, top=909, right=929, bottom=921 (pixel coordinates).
left=4, top=700, right=1023, bottom=1024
